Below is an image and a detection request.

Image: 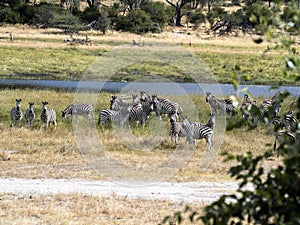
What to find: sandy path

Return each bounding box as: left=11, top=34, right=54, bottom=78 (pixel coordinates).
left=0, top=178, right=241, bottom=203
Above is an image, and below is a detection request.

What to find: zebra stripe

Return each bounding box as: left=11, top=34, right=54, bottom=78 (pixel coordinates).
left=205, top=92, right=226, bottom=114
left=25, top=102, right=35, bottom=128
left=129, top=99, right=153, bottom=128
left=110, top=95, right=137, bottom=111
left=98, top=106, right=131, bottom=128
left=62, top=104, right=94, bottom=122
left=169, top=113, right=186, bottom=144
left=151, top=94, right=182, bottom=119
left=10, top=99, right=23, bottom=127
left=281, top=110, right=298, bottom=131
left=181, top=116, right=214, bottom=150
left=205, top=92, right=237, bottom=117
left=260, top=94, right=282, bottom=124
left=273, top=129, right=297, bottom=157
left=41, top=101, right=57, bottom=130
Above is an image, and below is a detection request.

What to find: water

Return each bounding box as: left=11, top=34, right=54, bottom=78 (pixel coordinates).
left=0, top=79, right=299, bottom=97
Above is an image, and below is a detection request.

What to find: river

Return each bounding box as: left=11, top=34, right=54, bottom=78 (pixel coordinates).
left=0, top=79, right=299, bottom=97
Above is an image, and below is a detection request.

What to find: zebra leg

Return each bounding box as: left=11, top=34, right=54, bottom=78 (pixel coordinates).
left=273, top=135, right=280, bottom=157
left=206, top=135, right=213, bottom=150
left=175, top=133, right=179, bottom=144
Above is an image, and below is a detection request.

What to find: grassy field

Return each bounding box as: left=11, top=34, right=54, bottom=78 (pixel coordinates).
left=0, top=88, right=292, bottom=181
left=0, top=25, right=298, bottom=85
left=0, top=192, right=205, bottom=225
left=1, top=87, right=293, bottom=224
left=0, top=25, right=298, bottom=224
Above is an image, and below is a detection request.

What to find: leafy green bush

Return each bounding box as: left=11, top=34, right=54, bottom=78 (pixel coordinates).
left=186, top=10, right=205, bottom=29
left=116, top=9, right=155, bottom=34
left=141, top=1, right=172, bottom=31
left=80, top=6, right=101, bottom=24
left=0, top=7, right=21, bottom=24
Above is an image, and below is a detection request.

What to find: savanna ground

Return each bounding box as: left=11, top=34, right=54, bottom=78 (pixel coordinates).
left=0, top=25, right=298, bottom=224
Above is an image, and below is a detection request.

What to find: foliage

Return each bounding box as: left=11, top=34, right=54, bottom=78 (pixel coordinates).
left=186, top=9, right=205, bottom=29
left=116, top=9, right=156, bottom=34
left=0, top=2, right=36, bottom=24
left=80, top=6, right=111, bottom=34
left=141, top=1, right=173, bottom=31
left=161, top=1, right=300, bottom=224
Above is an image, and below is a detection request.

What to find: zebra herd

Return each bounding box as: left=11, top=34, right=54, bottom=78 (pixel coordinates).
left=10, top=99, right=93, bottom=130
left=99, top=91, right=215, bottom=150
left=238, top=93, right=299, bottom=157
left=9, top=91, right=299, bottom=155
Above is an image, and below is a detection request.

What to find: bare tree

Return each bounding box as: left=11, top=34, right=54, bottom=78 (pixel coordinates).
left=165, top=0, right=193, bottom=26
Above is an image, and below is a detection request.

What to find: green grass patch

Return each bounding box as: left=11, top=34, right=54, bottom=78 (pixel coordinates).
left=0, top=46, right=105, bottom=80
left=197, top=52, right=288, bottom=85
left=0, top=43, right=298, bottom=85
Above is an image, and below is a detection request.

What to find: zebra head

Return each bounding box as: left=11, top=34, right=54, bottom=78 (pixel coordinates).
left=140, top=91, right=150, bottom=102
left=205, top=92, right=213, bottom=102
left=16, top=99, right=22, bottom=110
left=42, top=101, right=49, bottom=112
left=61, top=110, right=67, bottom=121
left=28, top=102, right=34, bottom=113
left=132, top=94, right=140, bottom=104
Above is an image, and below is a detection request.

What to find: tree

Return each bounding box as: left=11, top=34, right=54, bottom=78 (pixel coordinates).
left=165, top=0, right=193, bottom=26
left=116, top=9, right=154, bottom=33
left=141, top=1, right=173, bottom=31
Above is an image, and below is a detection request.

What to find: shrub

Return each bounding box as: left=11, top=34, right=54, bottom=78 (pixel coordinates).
left=186, top=10, right=205, bottom=29
left=116, top=9, right=155, bottom=34
left=0, top=7, right=21, bottom=24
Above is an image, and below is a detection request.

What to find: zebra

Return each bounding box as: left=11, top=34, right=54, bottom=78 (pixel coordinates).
left=151, top=94, right=182, bottom=120
left=129, top=97, right=153, bottom=128
left=169, top=112, right=186, bottom=144
left=273, top=129, right=297, bottom=157
left=98, top=106, right=131, bottom=128
left=260, top=94, right=282, bottom=124
left=281, top=110, right=298, bottom=131
left=181, top=116, right=214, bottom=150
left=205, top=92, right=237, bottom=118
left=61, top=104, right=94, bottom=122
left=40, top=101, right=57, bottom=130
left=110, top=95, right=132, bottom=111
left=25, top=102, right=35, bottom=128
left=140, top=91, right=151, bottom=102
left=240, top=94, right=252, bottom=119
left=10, top=99, right=23, bottom=127
left=204, top=112, right=216, bottom=130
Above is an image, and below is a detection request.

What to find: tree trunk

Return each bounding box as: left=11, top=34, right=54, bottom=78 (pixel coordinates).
left=175, top=7, right=182, bottom=26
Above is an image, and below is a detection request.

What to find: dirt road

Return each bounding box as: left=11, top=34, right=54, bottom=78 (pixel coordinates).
left=0, top=178, right=241, bottom=203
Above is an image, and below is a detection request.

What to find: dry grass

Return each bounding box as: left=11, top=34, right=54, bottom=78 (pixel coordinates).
left=0, top=88, right=290, bottom=182
left=0, top=87, right=293, bottom=224
left=0, top=192, right=205, bottom=225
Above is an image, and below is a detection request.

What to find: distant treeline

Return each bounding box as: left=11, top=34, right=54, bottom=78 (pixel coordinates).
left=0, top=0, right=299, bottom=35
